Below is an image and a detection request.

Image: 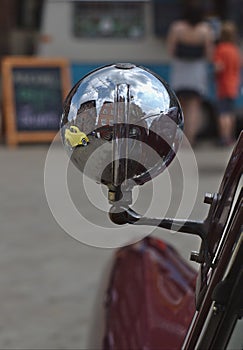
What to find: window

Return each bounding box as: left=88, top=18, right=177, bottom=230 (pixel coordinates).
left=17, top=0, right=43, bottom=30
left=73, top=1, right=146, bottom=38
left=228, top=0, right=243, bottom=36
left=153, top=0, right=182, bottom=36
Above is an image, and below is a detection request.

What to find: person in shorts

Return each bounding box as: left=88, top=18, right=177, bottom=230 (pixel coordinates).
left=213, top=21, right=242, bottom=146
left=167, top=3, right=214, bottom=146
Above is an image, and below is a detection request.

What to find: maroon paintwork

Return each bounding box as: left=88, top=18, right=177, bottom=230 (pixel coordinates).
left=103, top=237, right=197, bottom=350
left=102, top=133, right=242, bottom=350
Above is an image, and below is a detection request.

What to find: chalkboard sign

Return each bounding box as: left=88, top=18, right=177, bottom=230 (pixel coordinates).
left=2, top=56, right=70, bottom=146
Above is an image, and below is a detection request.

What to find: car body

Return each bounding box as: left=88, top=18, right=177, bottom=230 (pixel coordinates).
left=101, top=132, right=243, bottom=350
left=65, top=126, right=89, bottom=147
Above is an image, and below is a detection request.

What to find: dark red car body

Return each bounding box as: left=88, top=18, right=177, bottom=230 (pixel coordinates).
left=102, top=132, right=243, bottom=350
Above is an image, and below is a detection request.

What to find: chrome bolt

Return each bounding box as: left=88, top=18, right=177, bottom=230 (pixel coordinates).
left=190, top=251, right=202, bottom=263
left=204, top=192, right=214, bottom=205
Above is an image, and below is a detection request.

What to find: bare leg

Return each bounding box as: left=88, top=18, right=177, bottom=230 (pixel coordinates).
left=180, top=96, right=201, bottom=146
left=218, top=113, right=236, bottom=145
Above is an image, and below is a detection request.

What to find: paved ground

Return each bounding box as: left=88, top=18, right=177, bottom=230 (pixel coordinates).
left=0, top=139, right=235, bottom=349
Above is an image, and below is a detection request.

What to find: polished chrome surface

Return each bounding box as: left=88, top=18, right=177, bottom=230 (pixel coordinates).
left=61, top=63, right=183, bottom=188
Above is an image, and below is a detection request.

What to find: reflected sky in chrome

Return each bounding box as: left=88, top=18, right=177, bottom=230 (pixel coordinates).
left=67, top=64, right=172, bottom=125
left=61, top=63, right=183, bottom=187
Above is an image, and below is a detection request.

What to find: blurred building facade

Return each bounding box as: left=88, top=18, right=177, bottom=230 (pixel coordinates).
left=0, top=0, right=43, bottom=58
left=0, top=0, right=242, bottom=60
left=0, top=0, right=242, bottom=140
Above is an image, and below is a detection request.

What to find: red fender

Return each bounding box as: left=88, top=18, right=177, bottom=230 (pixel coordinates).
left=103, top=236, right=197, bottom=350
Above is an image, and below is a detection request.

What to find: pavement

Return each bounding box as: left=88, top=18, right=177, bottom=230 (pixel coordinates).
left=0, top=138, right=236, bottom=349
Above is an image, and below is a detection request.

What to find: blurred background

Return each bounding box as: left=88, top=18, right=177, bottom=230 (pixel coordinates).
left=0, top=0, right=243, bottom=139
left=0, top=1, right=242, bottom=349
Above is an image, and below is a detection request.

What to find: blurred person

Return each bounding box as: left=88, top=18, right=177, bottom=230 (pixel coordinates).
left=213, top=21, right=242, bottom=146
left=166, top=2, right=214, bottom=146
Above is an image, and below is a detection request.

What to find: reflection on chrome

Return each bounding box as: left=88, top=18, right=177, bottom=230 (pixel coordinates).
left=60, top=63, right=184, bottom=190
